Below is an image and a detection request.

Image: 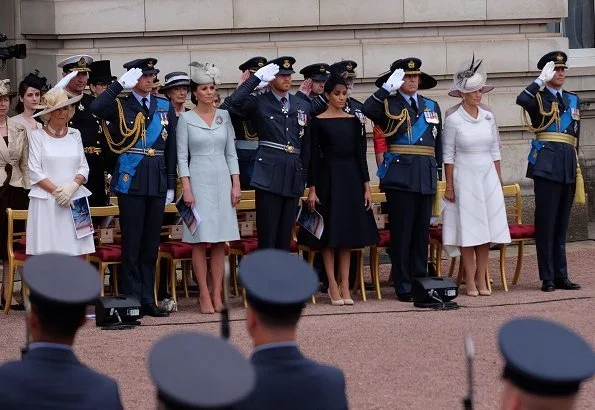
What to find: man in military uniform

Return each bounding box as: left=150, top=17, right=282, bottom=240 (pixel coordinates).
left=516, top=51, right=582, bottom=292
left=91, top=58, right=177, bottom=317
left=220, top=56, right=268, bottom=190
left=363, top=58, right=442, bottom=302
left=0, top=254, right=123, bottom=409
left=296, top=62, right=330, bottom=101
left=88, top=60, right=116, bottom=97
left=238, top=250, right=348, bottom=410
left=499, top=318, right=594, bottom=410
left=228, top=57, right=312, bottom=250
left=58, top=55, right=110, bottom=207
left=149, top=332, right=255, bottom=409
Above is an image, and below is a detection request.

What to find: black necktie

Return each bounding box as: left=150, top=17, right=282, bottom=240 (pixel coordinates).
left=409, top=96, right=418, bottom=113
left=556, top=92, right=565, bottom=110
left=141, top=97, right=149, bottom=116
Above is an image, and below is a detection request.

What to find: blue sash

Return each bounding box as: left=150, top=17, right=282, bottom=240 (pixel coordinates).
left=114, top=98, right=169, bottom=193
left=528, top=93, right=578, bottom=164
left=545, top=93, right=577, bottom=133
left=377, top=98, right=435, bottom=179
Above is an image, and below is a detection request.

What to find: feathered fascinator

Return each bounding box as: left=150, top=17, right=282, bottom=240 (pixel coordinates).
left=189, top=62, right=221, bottom=85
left=449, top=54, right=494, bottom=97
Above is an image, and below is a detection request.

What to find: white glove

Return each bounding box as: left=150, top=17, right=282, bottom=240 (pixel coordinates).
left=255, top=81, right=269, bottom=91
left=52, top=188, right=71, bottom=208
left=54, top=71, right=79, bottom=90
left=538, top=61, right=556, bottom=83
left=55, top=181, right=79, bottom=207
left=382, top=69, right=405, bottom=93
left=118, top=68, right=143, bottom=89
left=254, top=63, right=279, bottom=82
left=165, top=189, right=175, bottom=205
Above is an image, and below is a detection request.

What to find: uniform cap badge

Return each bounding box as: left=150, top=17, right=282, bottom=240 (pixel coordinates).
left=78, top=57, right=87, bottom=68
left=408, top=60, right=415, bottom=69
left=283, top=60, right=291, bottom=69
left=556, top=54, right=563, bottom=61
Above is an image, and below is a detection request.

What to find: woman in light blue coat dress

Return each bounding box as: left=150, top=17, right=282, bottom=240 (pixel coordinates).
left=177, top=62, right=241, bottom=314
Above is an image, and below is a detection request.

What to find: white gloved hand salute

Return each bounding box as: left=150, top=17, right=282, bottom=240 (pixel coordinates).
left=54, top=71, right=79, bottom=90
left=118, top=68, right=143, bottom=89
left=382, top=69, right=405, bottom=93
left=254, top=63, right=279, bottom=83
left=538, top=61, right=556, bottom=83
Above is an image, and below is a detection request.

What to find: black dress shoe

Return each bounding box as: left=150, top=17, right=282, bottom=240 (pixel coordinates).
left=541, top=281, right=555, bottom=292
left=554, top=278, right=581, bottom=290
left=397, top=293, right=413, bottom=302
left=142, top=304, right=170, bottom=317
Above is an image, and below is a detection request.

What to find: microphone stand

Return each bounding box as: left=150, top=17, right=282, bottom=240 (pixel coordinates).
left=463, top=335, right=474, bottom=410
left=221, top=259, right=230, bottom=340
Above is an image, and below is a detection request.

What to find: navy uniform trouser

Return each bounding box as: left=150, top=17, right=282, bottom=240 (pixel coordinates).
left=533, top=176, right=574, bottom=282
left=237, top=148, right=257, bottom=190
left=117, top=193, right=165, bottom=305
left=385, top=189, right=433, bottom=296
left=255, top=189, right=298, bottom=251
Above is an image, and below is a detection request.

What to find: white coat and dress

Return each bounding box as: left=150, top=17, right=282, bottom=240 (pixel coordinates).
left=26, top=127, right=95, bottom=255
left=176, top=109, right=240, bottom=243
left=441, top=105, right=511, bottom=248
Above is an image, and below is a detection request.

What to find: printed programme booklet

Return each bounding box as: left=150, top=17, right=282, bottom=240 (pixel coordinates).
left=175, top=195, right=201, bottom=235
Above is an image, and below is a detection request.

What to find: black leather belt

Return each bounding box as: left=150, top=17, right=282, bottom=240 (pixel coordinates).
left=259, top=141, right=300, bottom=154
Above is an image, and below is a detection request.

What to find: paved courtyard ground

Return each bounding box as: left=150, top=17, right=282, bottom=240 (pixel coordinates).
left=1, top=242, right=593, bottom=409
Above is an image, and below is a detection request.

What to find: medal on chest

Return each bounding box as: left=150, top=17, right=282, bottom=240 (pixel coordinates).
left=344, top=105, right=351, bottom=114
left=571, top=108, right=580, bottom=121
left=355, top=109, right=366, bottom=124
left=574, top=122, right=578, bottom=134
left=281, top=105, right=289, bottom=114
left=432, top=126, right=438, bottom=138
left=78, top=102, right=85, bottom=112
left=423, top=108, right=439, bottom=124
left=297, top=110, right=307, bottom=126
left=159, top=112, right=169, bottom=141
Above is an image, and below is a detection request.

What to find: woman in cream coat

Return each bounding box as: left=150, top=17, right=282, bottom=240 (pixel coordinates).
left=0, top=79, right=30, bottom=310
left=177, top=62, right=240, bottom=314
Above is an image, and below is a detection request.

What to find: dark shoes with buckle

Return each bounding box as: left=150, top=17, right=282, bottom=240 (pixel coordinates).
left=142, top=304, right=169, bottom=317
left=542, top=279, right=581, bottom=292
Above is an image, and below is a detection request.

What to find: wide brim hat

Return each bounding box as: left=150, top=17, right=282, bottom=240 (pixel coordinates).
left=448, top=56, right=494, bottom=97
left=160, top=72, right=191, bottom=92
left=32, top=88, right=82, bottom=118
left=0, top=79, right=17, bottom=98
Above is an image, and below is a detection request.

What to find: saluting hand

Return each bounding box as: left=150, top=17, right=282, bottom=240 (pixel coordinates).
left=54, top=71, right=78, bottom=90
left=383, top=69, right=405, bottom=93
left=538, top=61, right=556, bottom=83
left=118, top=68, right=143, bottom=89
left=255, top=63, right=279, bottom=83
left=298, top=79, right=313, bottom=97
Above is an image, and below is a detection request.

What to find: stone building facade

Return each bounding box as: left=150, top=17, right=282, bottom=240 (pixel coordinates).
left=2, top=0, right=594, bottom=237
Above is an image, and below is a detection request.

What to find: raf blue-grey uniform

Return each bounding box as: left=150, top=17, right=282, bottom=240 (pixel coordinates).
left=227, top=56, right=312, bottom=250
left=516, top=51, right=581, bottom=292
left=237, top=250, right=349, bottom=410
left=220, top=56, right=267, bottom=190
left=90, top=58, right=177, bottom=315
left=0, top=254, right=123, bottom=410
left=149, top=332, right=255, bottom=410
left=363, top=58, right=442, bottom=300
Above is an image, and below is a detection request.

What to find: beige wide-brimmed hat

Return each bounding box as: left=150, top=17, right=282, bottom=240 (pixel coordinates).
left=448, top=55, right=494, bottom=97
left=189, top=62, right=221, bottom=85
left=32, top=87, right=82, bottom=118
left=0, top=79, right=17, bottom=98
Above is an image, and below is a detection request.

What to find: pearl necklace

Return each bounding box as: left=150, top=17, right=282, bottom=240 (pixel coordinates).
left=46, top=123, right=66, bottom=137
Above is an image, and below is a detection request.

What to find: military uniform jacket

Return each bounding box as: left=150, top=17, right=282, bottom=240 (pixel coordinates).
left=69, top=93, right=110, bottom=206
left=220, top=97, right=259, bottom=146
left=363, top=88, right=442, bottom=195
left=516, top=82, right=580, bottom=184
left=0, top=347, right=123, bottom=410
left=228, top=75, right=312, bottom=197
left=238, top=345, right=348, bottom=410
left=90, top=82, right=177, bottom=197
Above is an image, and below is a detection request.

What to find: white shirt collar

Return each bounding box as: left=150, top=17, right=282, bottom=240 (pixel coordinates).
left=399, top=90, right=418, bottom=106
left=131, top=89, right=151, bottom=106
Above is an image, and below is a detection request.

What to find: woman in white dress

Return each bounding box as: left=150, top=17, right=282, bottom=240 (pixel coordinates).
left=11, top=71, right=47, bottom=132
left=26, top=72, right=95, bottom=256
left=442, top=57, right=511, bottom=296
left=177, top=62, right=241, bottom=314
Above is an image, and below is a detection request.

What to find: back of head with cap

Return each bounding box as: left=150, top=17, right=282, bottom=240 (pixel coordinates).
left=24, top=254, right=101, bottom=343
